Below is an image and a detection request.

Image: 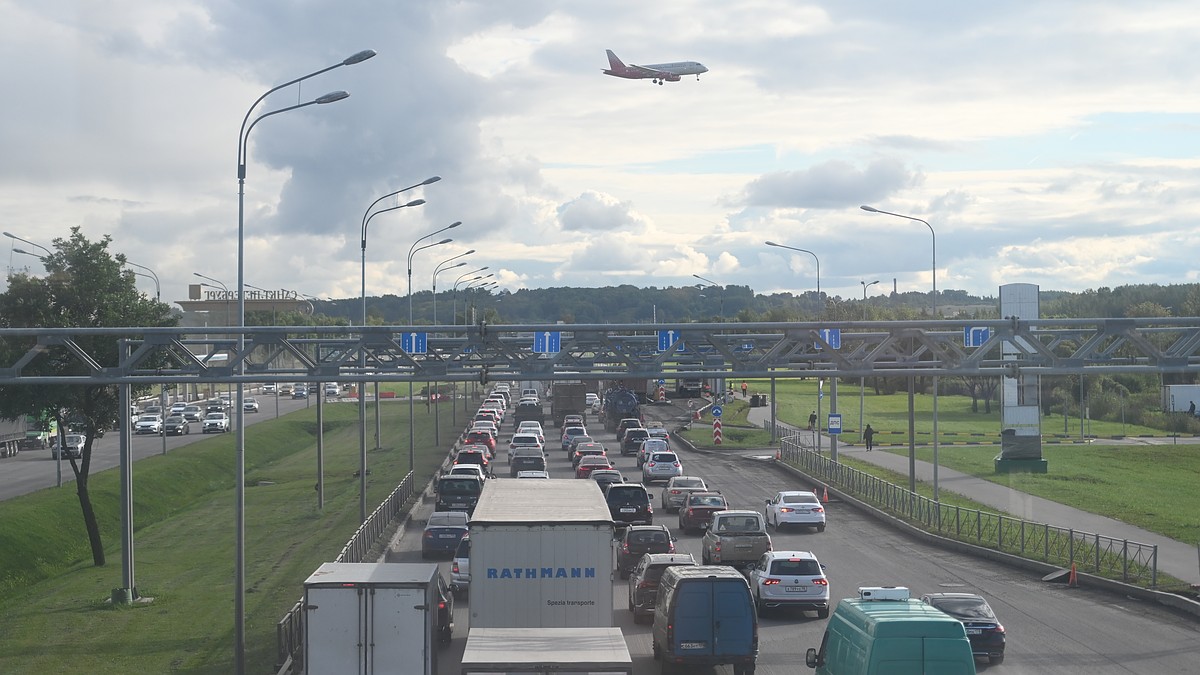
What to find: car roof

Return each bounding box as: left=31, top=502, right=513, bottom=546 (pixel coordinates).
left=764, top=550, right=818, bottom=561
left=923, top=592, right=986, bottom=600
left=625, top=524, right=669, bottom=534
left=642, top=553, right=696, bottom=565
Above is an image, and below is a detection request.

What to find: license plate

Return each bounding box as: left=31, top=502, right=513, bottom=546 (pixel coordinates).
left=620, top=507, right=636, bottom=513
left=439, top=534, right=456, bottom=538
left=680, top=641, right=707, bottom=650
left=735, top=544, right=752, bottom=549
left=966, top=628, right=982, bottom=635
left=785, top=586, right=807, bottom=592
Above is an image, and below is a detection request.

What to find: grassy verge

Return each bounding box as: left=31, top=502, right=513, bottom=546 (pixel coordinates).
left=0, top=398, right=463, bottom=674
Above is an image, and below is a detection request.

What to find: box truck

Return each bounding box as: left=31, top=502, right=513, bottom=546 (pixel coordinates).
left=303, top=562, right=441, bottom=675
left=469, top=479, right=614, bottom=629
left=1161, top=384, right=1200, bottom=414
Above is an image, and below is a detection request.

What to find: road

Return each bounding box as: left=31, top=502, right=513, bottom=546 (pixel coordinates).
left=387, top=399, right=1200, bottom=675
left=0, top=390, right=325, bottom=501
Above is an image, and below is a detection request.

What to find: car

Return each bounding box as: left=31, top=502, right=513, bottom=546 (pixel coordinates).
left=560, top=425, right=588, bottom=452
left=181, top=405, right=204, bottom=422
left=453, top=448, right=490, bottom=474
left=641, top=451, right=683, bottom=484
left=292, top=387, right=308, bottom=399
left=764, top=490, right=826, bottom=532
left=169, top=403, right=189, bottom=416
left=508, top=433, right=544, bottom=453
left=450, top=536, right=471, bottom=597
left=585, top=392, right=600, bottom=407
left=435, top=474, right=484, bottom=514
left=509, top=447, right=547, bottom=477
left=163, top=416, right=191, bottom=436
left=324, top=383, right=339, bottom=397
left=435, top=572, right=455, bottom=644
left=561, top=413, right=585, bottom=430
left=605, top=483, right=653, bottom=528
left=471, top=420, right=499, bottom=438
left=422, top=511, right=469, bottom=559
left=660, top=476, right=709, bottom=513
left=261, top=383, right=277, bottom=394
left=621, top=428, right=651, bottom=455
left=571, top=443, right=608, bottom=467
left=50, top=433, right=85, bottom=460
left=615, top=417, right=642, bottom=442
left=626, top=553, right=697, bottom=623
left=567, top=434, right=595, bottom=454
left=278, top=383, right=294, bottom=395
left=591, top=469, right=624, bottom=490
left=575, top=455, right=612, bottom=479
left=616, top=525, right=676, bottom=578
left=463, top=430, right=497, bottom=456
left=134, top=414, right=163, bottom=435
left=921, top=592, right=1007, bottom=664
left=143, top=405, right=164, bottom=416
left=678, top=491, right=728, bottom=534
left=243, top=397, right=260, bottom=413
left=637, top=438, right=671, bottom=468
left=748, top=550, right=829, bottom=618
left=446, top=465, right=488, bottom=482
left=647, top=426, right=670, bottom=443
left=202, top=412, right=230, bottom=433
left=515, top=421, right=545, bottom=444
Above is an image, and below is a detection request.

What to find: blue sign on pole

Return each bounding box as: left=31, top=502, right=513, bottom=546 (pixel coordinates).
left=533, top=331, right=561, bottom=353
left=401, top=332, right=427, bottom=354
left=828, top=413, right=842, bottom=435
left=658, top=329, right=684, bottom=353
left=710, top=405, right=723, bottom=418
left=657, top=378, right=666, bottom=386
left=816, top=328, right=841, bottom=349
left=964, top=326, right=991, bottom=348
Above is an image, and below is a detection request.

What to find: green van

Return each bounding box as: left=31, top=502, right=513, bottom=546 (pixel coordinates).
left=804, top=586, right=977, bottom=675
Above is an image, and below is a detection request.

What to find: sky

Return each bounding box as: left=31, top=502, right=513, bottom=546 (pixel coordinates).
left=2, top=1, right=1200, bottom=313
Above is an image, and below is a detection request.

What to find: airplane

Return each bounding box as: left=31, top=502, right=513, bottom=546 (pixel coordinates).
left=602, top=49, right=708, bottom=85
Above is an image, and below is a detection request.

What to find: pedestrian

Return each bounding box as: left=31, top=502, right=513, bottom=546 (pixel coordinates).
left=1189, top=401, right=1196, bottom=417
left=863, top=424, right=876, bottom=451
left=741, top=381, right=748, bottom=398
left=808, top=410, right=817, bottom=431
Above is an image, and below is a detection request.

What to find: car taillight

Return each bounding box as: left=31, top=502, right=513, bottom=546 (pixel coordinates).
left=687, top=508, right=694, bottom=516
left=812, top=578, right=828, bottom=586
left=672, top=462, right=680, bottom=467
left=813, top=506, right=824, bottom=513
left=647, top=462, right=656, bottom=467
left=670, top=489, right=681, bottom=495
left=762, top=578, right=780, bottom=585
left=668, top=542, right=675, bottom=552
left=423, top=531, right=434, bottom=539
left=995, top=623, right=1006, bottom=633
left=638, top=581, right=655, bottom=590
left=452, top=562, right=460, bottom=573
left=647, top=505, right=653, bottom=514
left=438, top=600, right=446, bottom=610
left=622, top=543, right=629, bottom=552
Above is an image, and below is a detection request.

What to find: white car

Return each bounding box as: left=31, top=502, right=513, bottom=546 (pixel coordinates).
left=509, top=433, right=544, bottom=453
left=261, top=383, right=277, bottom=394
left=202, top=412, right=230, bottom=433
left=748, top=550, right=829, bottom=618
left=516, top=470, right=550, bottom=479
left=585, top=392, right=600, bottom=407
left=764, top=490, right=826, bottom=532
left=446, top=465, right=488, bottom=482
left=324, top=383, right=339, bottom=397
left=243, top=397, right=260, bottom=413
left=516, top=421, right=545, bottom=443
left=169, top=403, right=189, bottom=415
left=134, top=415, right=163, bottom=435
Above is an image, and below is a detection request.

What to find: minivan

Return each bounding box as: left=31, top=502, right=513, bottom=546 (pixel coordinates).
left=652, top=566, right=758, bottom=675
left=804, top=586, right=977, bottom=675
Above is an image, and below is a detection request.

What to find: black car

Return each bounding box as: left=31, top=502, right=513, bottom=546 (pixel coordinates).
left=162, top=416, right=190, bottom=436
left=627, top=553, right=696, bottom=623
left=605, top=483, right=653, bottom=528
left=435, top=475, right=484, bottom=515
left=621, top=428, right=650, bottom=455
left=435, top=573, right=454, bottom=645
left=616, top=525, right=676, bottom=578
left=921, top=592, right=1006, bottom=664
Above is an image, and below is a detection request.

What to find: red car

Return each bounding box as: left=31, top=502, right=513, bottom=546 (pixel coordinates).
left=464, top=430, right=496, bottom=455
left=575, top=456, right=612, bottom=479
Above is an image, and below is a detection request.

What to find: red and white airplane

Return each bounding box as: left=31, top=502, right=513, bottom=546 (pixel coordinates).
left=602, top=49, right=708, bottom=85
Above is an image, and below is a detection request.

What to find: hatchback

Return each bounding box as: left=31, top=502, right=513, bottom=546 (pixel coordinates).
left=616, top=525, right=676, bottom=578
left=921, top=592, right=1006, bottom=664
left=641, top=451, right=683, bottom=484
left=748, top=550, right=829, bottom=618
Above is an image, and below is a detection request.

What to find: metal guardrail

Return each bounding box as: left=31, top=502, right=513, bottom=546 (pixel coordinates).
left=275, top=472, right=416, bottom=674
left=778, top=435, right=1159, bottom=587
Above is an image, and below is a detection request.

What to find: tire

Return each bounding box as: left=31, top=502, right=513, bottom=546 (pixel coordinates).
left=817, top=607, right=830, bottom=619
left=701, top=550, right=710, bottom=565
left=755, top=593, right=767, bottom=618
left=817, top=524, right=826, bottom=533
left=989, top=654, right=1005, bottom=665
left=619, top=568, right=630, bottom=580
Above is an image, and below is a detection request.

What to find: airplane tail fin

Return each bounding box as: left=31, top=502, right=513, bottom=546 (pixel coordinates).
left=605, top=49, right=626, bottom=71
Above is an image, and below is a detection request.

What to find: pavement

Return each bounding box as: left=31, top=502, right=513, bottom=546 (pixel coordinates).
left=742, top=400, right=1200, bottom=586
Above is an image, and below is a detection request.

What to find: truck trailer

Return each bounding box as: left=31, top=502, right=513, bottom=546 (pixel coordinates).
left=303, top=562, right=442, bottom=675
left=550, top=382, right=589, bottom=427
left=468, top=479, right=614, bottom=629
left=1162, top=384, right=1200, bottom=414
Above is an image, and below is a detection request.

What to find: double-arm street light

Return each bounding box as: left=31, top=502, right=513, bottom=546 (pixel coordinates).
left=3, top=231, right=52, bottom=257
left=432, top=251, right=474, bottom=324
left=692, top=274, right=725, bottom=317
left=860, top=279, right=880, bottom=320
left=764, top=241, right=822, bottom=317
left=229, top=49, right=374, bottom=675
left=407, top=223, right=460, bottom=323
left=452, top=267, right=489, bottom=325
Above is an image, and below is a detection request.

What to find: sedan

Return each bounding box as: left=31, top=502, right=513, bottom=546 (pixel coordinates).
left=660, top=476, right=708, bottom=513
left=163, top=416, right=191, bottom=436
left=748, top=550, right=829, bottom=618
left=181, top=406, right=204, bottom=422
left=422, top=512, right=469, bottom=559
left=765, top=490, right=826, bottom=532
left=921, top=593, right=1006, bottom=664
left=575, top=456, right=612, bottom=479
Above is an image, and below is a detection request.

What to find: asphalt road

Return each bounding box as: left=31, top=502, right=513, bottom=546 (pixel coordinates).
left=387, top=401, right=1200, bottom=675
left=0, top=390, right=326, bottom=501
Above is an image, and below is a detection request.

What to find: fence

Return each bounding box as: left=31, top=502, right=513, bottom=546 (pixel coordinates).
left=274, top=471, right=417, bottom=674
left=778, top=435, right=1159, bottom=587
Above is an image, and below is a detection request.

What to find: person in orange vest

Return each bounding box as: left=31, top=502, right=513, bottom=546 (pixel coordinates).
left=740, top=381, right=748, bottom=398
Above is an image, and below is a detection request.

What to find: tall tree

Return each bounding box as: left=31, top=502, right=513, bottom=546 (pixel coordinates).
left=0, top=228, right=176, bottom=566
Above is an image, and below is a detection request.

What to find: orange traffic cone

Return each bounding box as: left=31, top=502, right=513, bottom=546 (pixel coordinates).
left=821, top=486, right=829, bottom=503
left=1068, top=563, right=1078, bottom=588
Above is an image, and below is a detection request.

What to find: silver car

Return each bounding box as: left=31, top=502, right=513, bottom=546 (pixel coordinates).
left=641, top=451, right=683, bottom=484
left=660, top=476, right=708, bottom=513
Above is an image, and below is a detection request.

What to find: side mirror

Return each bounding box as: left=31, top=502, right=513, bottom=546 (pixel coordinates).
left=764, top=498, right=771, bottom=505
left=805, top=648, right=820, bottom=668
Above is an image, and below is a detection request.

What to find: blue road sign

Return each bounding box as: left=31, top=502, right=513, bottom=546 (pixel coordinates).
left=658, top=329, right=685, bottom=353
left=657, top=378, right=666, bottom=386
left=964, top=326, right=991, bottom=348
left=401, top=332, right=427, bottom=354
left=828, top=413, right=842, bottom=435
left=816, top=328, right=841, bottom=350
left=533, top=331, right=561, bottom=353
left=710, top=405, right=723, bottom=418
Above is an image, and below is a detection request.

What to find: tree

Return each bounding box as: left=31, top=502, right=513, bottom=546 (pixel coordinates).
left=0, top=228, right=176, bottom=566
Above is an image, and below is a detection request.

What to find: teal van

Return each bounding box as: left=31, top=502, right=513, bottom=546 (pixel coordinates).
left=652, top=566, right=758, bottom=675
left=804, top=586, right=977, bottom=675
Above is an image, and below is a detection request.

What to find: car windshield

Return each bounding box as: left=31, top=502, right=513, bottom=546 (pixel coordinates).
left=690, top=496, right=726, bottom=508
left=932, top=596, right=996, bottom=620
left=438, top=479, right=482, bottom=495
left=770, top=559, right=822, bottom=576
left=783, top=493, right=819, bottom=504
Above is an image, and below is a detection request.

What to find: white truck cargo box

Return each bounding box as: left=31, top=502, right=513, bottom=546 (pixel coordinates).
left=469, top=479, right=614, bottom=629
left=1162, top=384, right=1200, bottom=413
left=858, top=585, right=911, bottom=601
left=303, top=562, right=440, bottom=675
left=461, top=627, right=633, bottom=675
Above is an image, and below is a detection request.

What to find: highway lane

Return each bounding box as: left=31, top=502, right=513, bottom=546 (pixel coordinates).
left=0, top=390, right=325, bottom=501
left=388, top=401, right=1200, bottom=675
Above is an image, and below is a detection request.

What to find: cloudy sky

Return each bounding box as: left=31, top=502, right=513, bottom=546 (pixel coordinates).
left=3, top=1, right=1199, bottom=311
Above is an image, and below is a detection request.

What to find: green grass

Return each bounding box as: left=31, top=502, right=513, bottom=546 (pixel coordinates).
left=0, top=398, right=463, bottom=674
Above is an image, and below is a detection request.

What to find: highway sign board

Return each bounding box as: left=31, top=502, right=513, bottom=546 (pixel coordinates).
left=401, top=332, right=427, bottom=354
left=816, top=328, right=841, bottom=349
left=964, top=326, right=991, bottom=348
left=828, top=413, right=842, bottom=435
left=658, top=329, right=684, bottom=353
left=533, top=331, right=561, bottom=353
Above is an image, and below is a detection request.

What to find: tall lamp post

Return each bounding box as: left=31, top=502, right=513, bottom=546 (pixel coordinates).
left=126, top=261, right=160, bottom=301
left=860, top=205, right=939, bottom=499
left=3, top=231, right=52, bottom=257
left=231, top=49, right=372, bottom=675
left=193, top=273, right=232, bottom=327
left=691, top=274, right=725, bottom=317
left=405, top=226, right=455, bottom=475
left=860, top=279, right=879, bottom=320
left=432, top=251, right=473, bottom=324
left=858, top=279, right=880, bottom=444
left=764, top=241, right=822, bottom=317
left=452, top=268, right=490, bottom=324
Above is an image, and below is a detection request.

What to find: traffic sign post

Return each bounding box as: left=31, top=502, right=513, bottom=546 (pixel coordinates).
left=713, top=418, right=722, bottom=445
left=710, top=405, right=723, bottom=418
left=658, top=329, right=685, bottom=353
left=401, top=332, right=427, bottom=354
left=533, top=331, right=561, bottom=353
left=828, top=413, right=842, bottom=435
left=964, top=326, right=990, bottom=348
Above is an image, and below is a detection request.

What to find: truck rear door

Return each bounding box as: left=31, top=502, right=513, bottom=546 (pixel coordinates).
left=712, top=580, right=755, bottom=658
left=672, top=582, right=716, bottom=657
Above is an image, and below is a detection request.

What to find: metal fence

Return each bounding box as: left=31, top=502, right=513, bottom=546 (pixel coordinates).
left=275, top=471, right=417, bottom=674
left=778, top=436, right=1159, bottom=587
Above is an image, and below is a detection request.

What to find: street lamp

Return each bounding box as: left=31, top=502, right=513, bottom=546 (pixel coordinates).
left=861, top=205, right=939, bottom=500
left=764, top=241, right=822, bottom=317
left=432, top=251, right=474, bottom=325
left=860, top=279, right=880, bottom=320
left=193, top=273, right=232, bottom=327
left=692, top=274, right=725, bottom=317
left=231, top=49, right=373, bottom=674
left=3, top=231, right=52, bottom=257
left=452, top=267, right=489, bottom=325
left=126, top=261, right=160, bottom=301
left=407, top=223, right=460, bottom=323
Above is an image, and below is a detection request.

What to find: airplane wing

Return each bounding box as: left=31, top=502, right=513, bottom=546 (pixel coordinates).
left=628, top=63, right=674, bottom=78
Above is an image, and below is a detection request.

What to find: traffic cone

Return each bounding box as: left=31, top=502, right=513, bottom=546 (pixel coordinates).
left=821, top=486, right=829, bottom=503
left=1068, top=563, right=1078, bottom=588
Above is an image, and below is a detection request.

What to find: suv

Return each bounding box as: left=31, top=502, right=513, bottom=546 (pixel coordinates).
left=605, top=483, right=653, bottom=528
left=621, top=427, right=650, bottom=455
left=701, top=510, right=772, bottom=569
left=641, top=451, right=683, bottom=484
left=627, top=553, right=696, bottom=623
left=615, top=418, right=642, bottom=442
left=748, top=550, right=829, bottom=618
left=201, top=413, right=230, bottom=433
left=435, top=475, right=484, bottom=514
left=616, top=525, right=676, bottom=578
left=921, top=592, right=1007, bottom=664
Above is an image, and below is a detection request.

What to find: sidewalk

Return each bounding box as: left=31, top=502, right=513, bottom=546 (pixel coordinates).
left=744, top=404, right=1200, bottom=586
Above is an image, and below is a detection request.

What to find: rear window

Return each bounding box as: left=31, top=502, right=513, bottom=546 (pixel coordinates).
left=438, top=479, right=482, bottom=495
left=931, top=596, right=996, bottom=620
left=717, top=515, right=763, bottom=532
left=628, top=530, right=669, bottom=545
left=783, top=493, right=819, bottom=504
left=650, top=453, right=676, bottom=462
left=607, top=487, right=649, bottom=505
left=770, top=559, right=822, bottom=576
left=674, top=478, right=704, bottom=488
left=689, top=495, right=727, bottom=508
left=626, top=429, right=648, bottom=438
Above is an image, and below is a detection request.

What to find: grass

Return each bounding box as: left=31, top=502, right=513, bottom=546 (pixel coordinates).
left=0, top=398, right=463, bottom=674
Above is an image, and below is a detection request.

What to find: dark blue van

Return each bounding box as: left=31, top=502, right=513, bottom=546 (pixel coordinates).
left=651, top=565, right=758, bottom=675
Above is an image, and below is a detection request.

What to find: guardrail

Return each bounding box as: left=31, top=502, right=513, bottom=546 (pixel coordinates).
left=274, top=471, right=416, bottom=674
left=778, top=435, right=1159, bottom=587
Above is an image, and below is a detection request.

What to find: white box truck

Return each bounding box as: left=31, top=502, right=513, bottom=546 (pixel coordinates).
left=1162, top=384, right=1200, bottom=414
left=303, top=562, right=440, bottom=675
left=469, top=479, right=614, bottom=629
